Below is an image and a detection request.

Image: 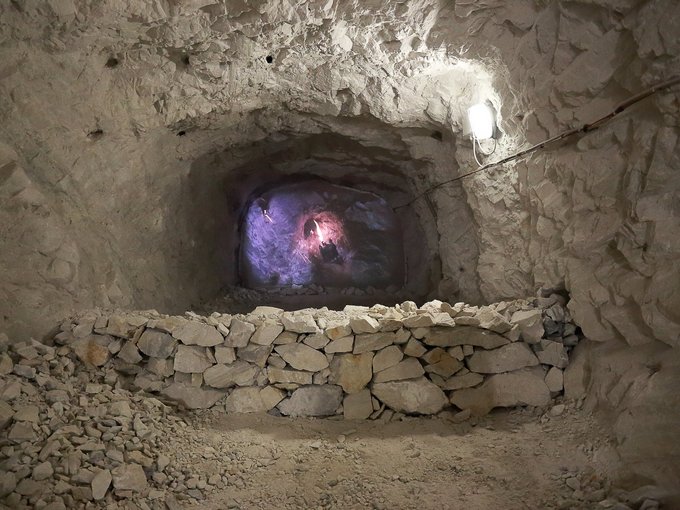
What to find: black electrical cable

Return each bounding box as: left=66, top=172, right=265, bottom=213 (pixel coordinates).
left=394, top=75, right=680, bottom=211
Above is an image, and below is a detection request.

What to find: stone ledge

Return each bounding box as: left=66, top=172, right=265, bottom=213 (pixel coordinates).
left=51, top=297, right=582, bottom=418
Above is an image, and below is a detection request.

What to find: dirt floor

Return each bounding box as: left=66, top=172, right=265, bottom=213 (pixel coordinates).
left=163, top=403, right=617, bottom=510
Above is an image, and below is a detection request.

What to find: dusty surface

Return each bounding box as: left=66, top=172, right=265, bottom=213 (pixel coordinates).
left=179, top=406, right=614, bottom=510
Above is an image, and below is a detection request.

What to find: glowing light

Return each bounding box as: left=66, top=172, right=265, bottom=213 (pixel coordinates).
left=313, top=220, right=324, bottom=242
left=467, top=102, right=496, bottom=140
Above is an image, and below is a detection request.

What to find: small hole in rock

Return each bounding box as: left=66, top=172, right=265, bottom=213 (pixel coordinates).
left=265, top=55, right=273, bottom=64
left=105, top=57, right=119, bottom=68
left=182, top=55, right=190, bottom=66
left=431, top=130, right=443, bottom=141
left=87, top=129, right=104, bottom=140
left=177, top=130, right=186, bottom=137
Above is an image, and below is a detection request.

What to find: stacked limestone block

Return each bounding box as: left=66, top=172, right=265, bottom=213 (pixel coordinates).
left=55, top=295, right=580, bottom=418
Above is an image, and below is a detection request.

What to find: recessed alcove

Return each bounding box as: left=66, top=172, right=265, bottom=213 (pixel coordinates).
left=239, top=180, right=404, bottom=290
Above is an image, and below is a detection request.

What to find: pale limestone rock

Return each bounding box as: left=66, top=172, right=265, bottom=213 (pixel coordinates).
left=273, top=331, right=298, bottom=345
left=281, top=312, right=319, bottom=333
left=324, top=335, right=354, bottom=353
left=545, top=366, right=564, bottom=392
left=372, top=345, right=403, bottom=373
left=0, top=401, right=14, bottom=429
left=325, top=319, right=352, bottom=340
left=393, top=328, right=411, bottom=344
left=442, top=302, right=465, bottom=317
left=423, top=327, right=510, bottom=349
left=251, top=306, right=284, bottom=317
left=109, top=400, right=132, bottom=418
left=203, top=361, right=259, bottom=388
left=353, top=332, right=395, bottom=354
left=250, top=322, right=284, bottom=346
left=0, top=354, right=13, bottom=375
left=275, top=343, right=329, bottom=372
left=278, top=385, right=343, bottom=417
left=173, top=345, right=213, bottom=373
left=32, top=461, right=53, bottom=481
left=463, top=345, right=474, bottom=356
left=534, top=339, right=569, bottom=368
left=224, top=386, right=285, bottom=413
left=91, top=468, right=112, bottom=500
left=172, top=320, right=222, bottom=347
left=303, top=333, right=330, bottom=349
left=403, top=338, right=427, bottom=357
left=432, top=312, right=456, bottom=327
left=449, top=369, right=550, bottom=415
left=329, top=352, right=374, bottom=394
left=266, top=353, right=286, bottom=369
left=267, top=367, right=313, bottom=385
left=106, top=314, right=145, bottom=338
left=214, top=346, right=236, bottom=364
left=421, top=300, right=444, bottom=312
left=13, top=405, right=39, bottom=423
left=379, top=318, right=404, bottom=332
left=237, top=344, right=272, bottom=367
left=442, top=372, right=484, bottom=391
left=372, top=377, right=447, bottom=414
left=475, top=306, right=512, bottom=333
left=349, top=316, right=380, bottom=334
left=402, top=313, right=435, bottom=328
left=112, top=463, right=148, bottom=492
left=373, top=358, right=424, bottom=383
left=72, top=336, right=111, bottom=367
left=161, top=383, right=225, bottom=409
left=454, top=316, right=481, bottom=327
left=510, top=309, right=544, bottom=344
left=224, top=319, right=255, bottom=347
left=468, top=343, right=539, bottom=374
left=421, top=347, right=448, bottom=364
left=0, top=471, right=16, bottom=498
left=260, top=385, right=286, bottom=410
left=147, top=357, right=174, bottom=377
left=424, top=353, right=463, bottom=378
left=448, top=346, right=464, bottom=360
left=343, top=389, right=374, bottom=419
left=137, top=329, right=176, bottom=358
left=117, top=341, right=142, bottom=364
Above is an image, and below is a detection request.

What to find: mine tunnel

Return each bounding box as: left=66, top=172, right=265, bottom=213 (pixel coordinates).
left=0, top=1, right=679, bottom=509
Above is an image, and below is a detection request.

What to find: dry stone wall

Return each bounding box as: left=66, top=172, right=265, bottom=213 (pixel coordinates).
left=48, top=296, right=582, bottom=419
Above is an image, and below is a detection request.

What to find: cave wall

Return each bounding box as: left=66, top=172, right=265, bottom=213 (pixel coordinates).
left=0, top=0, right=679, bottom=500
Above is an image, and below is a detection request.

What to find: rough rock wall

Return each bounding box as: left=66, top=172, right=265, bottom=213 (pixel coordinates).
left=432, top=0, right=680, bottom=501
left=0, top=0, right=501, bottom=338
left=1, top=0, right=679, bottom=500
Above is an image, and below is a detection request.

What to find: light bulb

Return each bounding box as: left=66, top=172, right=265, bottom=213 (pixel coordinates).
left=467, top=102, right=496, bottom=140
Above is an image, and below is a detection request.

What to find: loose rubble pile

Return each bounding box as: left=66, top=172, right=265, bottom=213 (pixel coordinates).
left=49, top=294, right=578, bottom=419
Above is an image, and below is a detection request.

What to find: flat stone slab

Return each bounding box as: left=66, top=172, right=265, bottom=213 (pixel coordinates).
left=467, top=343, right=539, bottom=373
left=278, top=385, right=343, bottom=417
left=372, top=377, right=447, bottom=415
left=423, top=327, right=510, bottom=349
left=173, top=345, right=213, bottom=374
left=161, top=383, right=225, bottom=409
left=373, top=357, right=424, bottom=383
left=137, top=329, right=176, bottom=358
left=449, top=368, right=550, bottom=415
left=203, top=361, right=259, bottom=388
left=172, top=320, right=222, bottom=347
left=329, top=352, right=373, bottom=394
left=275, top=343, right=329, bottom=372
